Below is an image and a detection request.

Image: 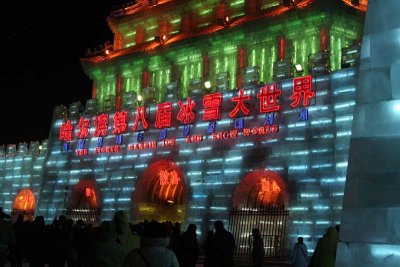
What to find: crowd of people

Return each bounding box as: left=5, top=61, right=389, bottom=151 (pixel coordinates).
left=0, top=206, right=340, bottom=267
left=0, top=207, right=237, bottom=267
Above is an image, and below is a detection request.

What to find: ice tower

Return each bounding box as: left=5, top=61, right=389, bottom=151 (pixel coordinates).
left=336, top=0, right=400, bottom=266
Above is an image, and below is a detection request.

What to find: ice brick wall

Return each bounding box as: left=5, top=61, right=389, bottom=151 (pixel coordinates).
left=336, top=0, right=400, bottom=266
left=36, top=67, right=357, bottom=253
left=0, top=141, right=47, bottom=214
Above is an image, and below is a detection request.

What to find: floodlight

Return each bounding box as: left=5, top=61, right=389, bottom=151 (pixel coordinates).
left=283, top=0, right=295, bottom=7
left=225, top=16, right=230, bottom=24
left=204, top=80, right=212, bottom=89
left=294, top=64, right=303, bottom=73
left=217, top=16, right=231, bottom=26
left=154, top=34, right=167, bottom=43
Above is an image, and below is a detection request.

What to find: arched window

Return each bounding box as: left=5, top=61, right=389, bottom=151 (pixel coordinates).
left=12, top=189, right=36, bottom=221
left=133, top=159, right=188, bottom=223
left=232, top=169, right=288, bottom=209
left=66, top=179, right=100, bottom=226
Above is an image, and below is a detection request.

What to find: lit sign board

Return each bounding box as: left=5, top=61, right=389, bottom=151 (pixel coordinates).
left=59, top=76, right=314, bottom=156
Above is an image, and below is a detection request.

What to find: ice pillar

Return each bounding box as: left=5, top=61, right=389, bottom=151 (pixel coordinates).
left=336, top=0, right=400, bottom=266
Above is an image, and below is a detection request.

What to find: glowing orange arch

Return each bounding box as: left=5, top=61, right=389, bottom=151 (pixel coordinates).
left=134, top=159, right=188, bottom=205
left=13, top=189, right=36, bottom=212
left=232, top=169, right=289, bottom=209
left=67, top=179, right=99, bottom=209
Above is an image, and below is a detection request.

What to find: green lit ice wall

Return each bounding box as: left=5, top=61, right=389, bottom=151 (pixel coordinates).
left=89, top=9, right=362, bottom=112
left=121, top=60, right=143, bottom=97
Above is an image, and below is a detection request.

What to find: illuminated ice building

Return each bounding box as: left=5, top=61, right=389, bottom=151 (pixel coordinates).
left=0, top=0, right=368, bottom=260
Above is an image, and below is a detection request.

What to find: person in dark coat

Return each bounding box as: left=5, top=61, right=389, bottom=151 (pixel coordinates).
left=27, top=216, right=46, bottom=267
left=180, top=224, right=199, bottom=267
left=123, top=220, right=179, bottom=267
left=168, top=222, right=182, bottom=262
left=113, top=210, right=140, bottom=253
left=202, top=230, right=216, bottom=267
left=86, top=220, right=127, bottom=267
left=213, top=220, right=236, bottom=267
left=48, top=215, right=69, bottom=267
left=308, top=227, right=338, bottom=267
left=0, top=209, right=13, bottom=267
left=10, top=214, right=25, bottom=267
left=73, top=219, right=90, bottom=267
left=0, top=208, right=10, bottom=220
left=251, top=228, right=264, bottom=267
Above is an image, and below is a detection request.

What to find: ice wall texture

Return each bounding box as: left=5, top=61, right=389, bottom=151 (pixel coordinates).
left=336, top=0, right=400, bottom=266
left=0, top=141, right=47, bottom=214
left=36, top=68, right=357, bottom=254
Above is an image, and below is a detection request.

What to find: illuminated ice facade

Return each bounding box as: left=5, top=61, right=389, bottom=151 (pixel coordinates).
left=0, top=0, right=366, bottom=256
left=0, top=141, right=47, bottom=217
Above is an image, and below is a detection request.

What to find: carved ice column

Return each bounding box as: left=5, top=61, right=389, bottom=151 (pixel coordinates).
left=336, top=1, right=400, bottom=266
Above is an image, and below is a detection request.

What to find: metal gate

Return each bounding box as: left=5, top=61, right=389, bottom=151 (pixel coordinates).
left=66, top=207, right=101, bottom=227
left=11, top=209, right=35, bottom=222
left=228, top=204, right=288, bottom=260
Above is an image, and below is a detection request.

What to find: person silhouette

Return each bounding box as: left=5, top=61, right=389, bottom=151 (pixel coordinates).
left=292, top=236, right=307, bottom=267
left=123, top=220, right=179, bottom=267
left=202, top=229, right=216, bottom=267
left=213, top=220, right=236, bottom=267
left=180, top=223, right=199, bottom=267
left=251, top=228, right=264, bottom=267
left=0, top=208, right=12, bottom=267
left=308, top=227, right=338, bottom=267
left=0, top=208, right=10, bottom=220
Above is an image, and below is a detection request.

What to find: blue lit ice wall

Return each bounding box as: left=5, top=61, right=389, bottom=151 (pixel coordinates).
left=34, top=67, right=357, bottom=254
left=0, top=141, right=47, bottom=214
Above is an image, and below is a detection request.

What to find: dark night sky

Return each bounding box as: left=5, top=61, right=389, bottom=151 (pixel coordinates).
left=0, top=0, right=125, bottom=146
